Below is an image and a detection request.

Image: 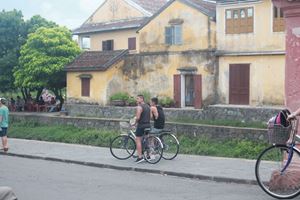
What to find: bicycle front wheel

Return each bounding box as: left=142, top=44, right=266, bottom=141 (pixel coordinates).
left=143, top=135, right=163, bottom=164
left=110, top=135, right=136, bottom=160
left=160, top=133, right=179, bottom=160
left=255, top=144, right=300, bottom=199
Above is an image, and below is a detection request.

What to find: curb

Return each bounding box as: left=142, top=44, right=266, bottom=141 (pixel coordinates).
left=1, top=152, right=257, bottom=185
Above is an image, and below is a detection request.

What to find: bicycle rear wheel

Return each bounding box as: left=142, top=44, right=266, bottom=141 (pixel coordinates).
left=255, top=144, right=300, bottom=199
left=159, top=133, right=179, bottom=160
left=143, top=135, right=163, bottom=164
left=110, top=135, right=136, bottom=160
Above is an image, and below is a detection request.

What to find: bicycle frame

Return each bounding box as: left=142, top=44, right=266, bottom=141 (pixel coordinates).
left=276, top=118, right=299, bottom=174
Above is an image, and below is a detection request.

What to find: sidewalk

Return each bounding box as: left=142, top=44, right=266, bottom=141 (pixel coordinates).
left=1, top=138, right=257, bottom=184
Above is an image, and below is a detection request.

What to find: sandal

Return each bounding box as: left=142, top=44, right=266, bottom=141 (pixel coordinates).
left=3, top=147, right=8, bottom=152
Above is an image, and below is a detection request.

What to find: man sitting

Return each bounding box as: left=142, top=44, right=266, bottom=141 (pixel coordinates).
left=150, top=97, right=165, bottom=134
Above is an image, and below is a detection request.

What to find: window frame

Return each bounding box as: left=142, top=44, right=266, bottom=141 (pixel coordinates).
left=273, top=6, right=284, bottom=32
left=225, top=7, right=254, bottom=34
left=128, top=37, right=136, bottom=50
left=165, top=24, right=182, bottom=45
left=102, top=39, right=114, bottom=51
left=81, top=78, right=90, bottom=97
left=81, top=36, right=90, bottom=49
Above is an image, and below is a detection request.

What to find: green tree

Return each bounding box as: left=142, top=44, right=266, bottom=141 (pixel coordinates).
left=14, top=26, right=81, bottom=102
left=0, top=10, right=25, bottom=92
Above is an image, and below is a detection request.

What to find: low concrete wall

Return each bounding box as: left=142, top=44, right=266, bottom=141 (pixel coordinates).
left=65, top=103, right=284, bottom=123
left=10, top=113, right=268, bottom=142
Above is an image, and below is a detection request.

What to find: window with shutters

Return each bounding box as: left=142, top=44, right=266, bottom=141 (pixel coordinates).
left=226, top=7, right=253, bottom=34
left=102, top=40, right=114, bottom=51
left=128, top=37, right=136, bottom=50
left=273, top=6, right=284, bottom=32
left=165, top=25, right=182, bottom=45
left=81, top=78, right=90, bottom=97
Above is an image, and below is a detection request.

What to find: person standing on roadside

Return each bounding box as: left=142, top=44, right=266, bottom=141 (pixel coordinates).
left=132, top=95, right=151, bottom=163
left=0, top=98, right=9, bottom=152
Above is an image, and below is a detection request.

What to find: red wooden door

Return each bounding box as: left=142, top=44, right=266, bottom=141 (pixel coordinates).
left=229, top=64, right=250, bottom=105
left=174, top=75, right=181, bottom=108
left=193, top=74, right=202, bottom=109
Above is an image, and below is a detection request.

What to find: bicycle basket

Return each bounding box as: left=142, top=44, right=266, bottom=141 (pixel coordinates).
left=268, top=124, right=291, bottom=144
left=119, top=121, right=130, bottom=134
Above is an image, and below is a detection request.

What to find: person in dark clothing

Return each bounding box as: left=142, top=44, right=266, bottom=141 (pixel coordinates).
left=132, top=95, right=151, bottom=163
left=150, top=97, right=165, bottom=133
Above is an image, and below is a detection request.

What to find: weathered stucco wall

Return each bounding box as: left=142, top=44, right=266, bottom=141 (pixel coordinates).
left=139, top=0, right=216, bottom=52
left=122, top=51, right=217, bottom=106
left=66, top=60, right=125, bottom=105
left=86, top=0, right=145, bottom=24
left=86, top=29, right=139, bottom=52
left=217, top=0, right=285, bottom=52
left=218, top=55, right=285, bottom=105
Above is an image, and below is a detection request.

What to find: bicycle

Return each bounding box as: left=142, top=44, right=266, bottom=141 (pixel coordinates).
left=255, top=117, right=300, bottom=199
left=151, top=129, right=180, bottom=160
left=110, top=121, right=164, bottom=164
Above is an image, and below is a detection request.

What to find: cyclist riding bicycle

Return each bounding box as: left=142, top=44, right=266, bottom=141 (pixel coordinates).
left=150, top=97, right=165, bottom=134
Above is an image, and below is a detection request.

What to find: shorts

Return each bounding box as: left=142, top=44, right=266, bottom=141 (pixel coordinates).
left=0, top=127, right=7, bottom=137
left=136, top=127, right=149, bottom=137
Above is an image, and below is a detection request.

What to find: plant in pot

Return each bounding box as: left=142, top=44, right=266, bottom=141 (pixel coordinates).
left=160, top=96, right=175, bottom=108
left=110, top=92, right=129, bottom=106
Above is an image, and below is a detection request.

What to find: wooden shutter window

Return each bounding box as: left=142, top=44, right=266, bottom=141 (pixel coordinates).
left=226, top=7, right=253, bottom=34
left=173, top=75, right=181, bottom=108
left=81, top=78, right=90, bottom=97
left=102, top=40, right=114, bottom=51
left=273, top=6, right=285, bottom=32
left=193, top=75, right=202, bottom=109
left=128, top=37, right=136, bottom=50
left=165, top=27, right=173, bottom=45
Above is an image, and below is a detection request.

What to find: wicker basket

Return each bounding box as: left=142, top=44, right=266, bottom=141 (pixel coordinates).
left=268, top=124, right=292, bottom=144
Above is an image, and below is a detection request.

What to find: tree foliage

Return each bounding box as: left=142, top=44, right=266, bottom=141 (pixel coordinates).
left=0, top=10, right=25, bottom=92
left=14, top=26, right=81, bottom=99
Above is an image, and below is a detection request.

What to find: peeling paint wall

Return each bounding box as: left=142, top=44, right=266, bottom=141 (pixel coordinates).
left=66, top=60, right=124, bottom=105
left=218, top=55, right=285, bottom=105
left=139, top=0, right=216, bottom=52
left=122, top=51, right=217, bottom=106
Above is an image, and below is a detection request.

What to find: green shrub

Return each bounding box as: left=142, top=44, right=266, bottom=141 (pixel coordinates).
left=160, top=96, right=175, bottom=107
left=109, top=92, right=130, bottom=101
left=127, top=96, right=136, bottom=106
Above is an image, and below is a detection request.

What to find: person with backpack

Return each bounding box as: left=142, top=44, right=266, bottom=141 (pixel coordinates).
left=150, top=97, right=165, bottom=133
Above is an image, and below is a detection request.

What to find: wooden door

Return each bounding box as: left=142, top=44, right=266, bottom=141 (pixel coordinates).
left=193, top=75, right=202, bottom=109
left=173, top=75, right=181, bottom=108
left=229, top=64, right=250, bottom=105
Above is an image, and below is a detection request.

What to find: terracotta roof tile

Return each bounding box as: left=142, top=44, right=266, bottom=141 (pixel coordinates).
left=65, top=50, right=128, bottom=72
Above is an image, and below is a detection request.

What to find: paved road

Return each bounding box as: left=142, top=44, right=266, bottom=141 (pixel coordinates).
left=0, top=156, right=276, bottom=200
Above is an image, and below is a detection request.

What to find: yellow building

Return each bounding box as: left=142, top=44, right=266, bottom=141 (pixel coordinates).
left=67, top=0, right=217, bottom=108
left=66, top=0, right=286, bottom=108
left=216, top=0, right=285, bottom=106
left=73, top=0, right=168, bottom=52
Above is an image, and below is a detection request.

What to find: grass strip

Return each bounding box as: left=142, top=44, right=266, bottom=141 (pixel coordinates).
left=9, top=121, right=269, bottom=160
